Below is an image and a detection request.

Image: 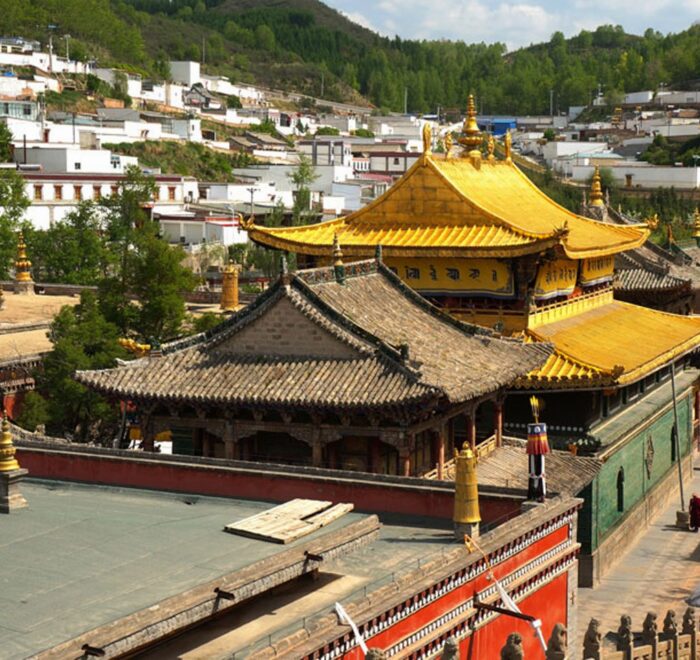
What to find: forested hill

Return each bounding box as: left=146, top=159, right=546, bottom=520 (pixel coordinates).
left=6, top=0, right=700, bottom=115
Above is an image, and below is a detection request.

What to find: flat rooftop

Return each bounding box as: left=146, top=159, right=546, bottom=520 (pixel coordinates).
left=0, top=480, right=380, bottom=659
left=0, top=293, right=78, bottom=326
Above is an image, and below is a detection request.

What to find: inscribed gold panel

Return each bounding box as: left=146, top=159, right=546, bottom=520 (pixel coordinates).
left=534, top=258, right=578, bottom=300
left=385, top=258, right=514, bottom=298
left=580, top=256, right=614, bottom=286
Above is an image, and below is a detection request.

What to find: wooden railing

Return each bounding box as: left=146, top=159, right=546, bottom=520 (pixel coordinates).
left=422, top=434, right=498, bottom=480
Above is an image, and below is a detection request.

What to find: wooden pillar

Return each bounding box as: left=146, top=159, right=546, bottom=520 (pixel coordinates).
left=142, top=413, right=155, bottom=452
left=201, top=433, right=213, bottom=458
left=401, top=449, right=411, bottom=477
left=312, top=440, right=323, bottom=467
left=223, top=421, right=237, bottom=460
left=466, top=411, right=476, bottom=451
left=193, top=428, right=203, bottom=457
left=437, top=425, right=445, bottom=480
left=370, top=437, right=382, bottom=474
left=494, top=399, right=504, bottom=447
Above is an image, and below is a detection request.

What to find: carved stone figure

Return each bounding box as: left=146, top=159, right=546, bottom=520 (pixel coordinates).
left=545, top=622, right=567, bottom=659
left=440, top=637, right=459, bottom=659
left=683, top=607, right=696, bottom=635
left=501, top=633, right=524, bottom=660
left=617, top=615, right=633, bottom=651
left=584, top=618, right=602, bottom=659
left=365, top=650, right=387, bottom=660
left=663, top=609, right=677, bottom=636
left=642, top=612, right=658, bottom=644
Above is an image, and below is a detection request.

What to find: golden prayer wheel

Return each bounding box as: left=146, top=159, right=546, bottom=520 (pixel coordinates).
left=453, top=444, right=481, bottom=525
left=220, top=262, right=240, bottom=312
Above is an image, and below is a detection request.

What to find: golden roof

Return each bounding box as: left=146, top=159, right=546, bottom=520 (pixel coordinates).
left=520, top=300, right=700, bottom=388
left=247, top=155, right=648, bottom=259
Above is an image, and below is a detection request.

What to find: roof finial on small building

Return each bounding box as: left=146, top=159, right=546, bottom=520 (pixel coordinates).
left=589, top=166, right=605, bottom=207
left=333, top=233, right=345, bottom=285
left=504, top=130, right=512, bottom=162
left=422, top=122, right=432, bottom=155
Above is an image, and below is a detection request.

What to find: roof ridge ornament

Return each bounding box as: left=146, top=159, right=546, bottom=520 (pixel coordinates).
left=422, top=123, right=432, bottom=155
left=459, top=94, right=482, bottom=162
left=504, top=130, right=512, bottom=162
left=444, top=132, right=454, bottom=159
left=333, top=233, right=345, bottom=285
left=487, top=134, right=496, bottom=162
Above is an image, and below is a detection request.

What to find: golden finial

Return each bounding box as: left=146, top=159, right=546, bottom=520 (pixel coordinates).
left=333, top=232, right=345, bottom=284
left=646, top=213, right=660, bottom=231
left=589, top=166, right=605, bottom=207
left=118, top=337, right=151, bottom=357
left=14, top=232, right=32, bottom=284
left=0, top=411, right=20, bottom=473
left=504, top=130, right=512, bottom=162
left=220, top=260, right=240, bottom=312
left=487, top=134, right=495, bottom=161
left=422, top=122, right=432, bottom=155
left=240, top=215, right=254, bottom=230
left=459, top=94, right=482, bottom=155
left=529, top=395, right=540, bottom=423
left=445, top=132, right=454, bottom=158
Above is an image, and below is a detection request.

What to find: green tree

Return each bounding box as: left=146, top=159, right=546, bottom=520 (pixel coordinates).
left=0, top=169, right=30, bottom=278
left=288, top=154, right=319, bottom=225
left=34, top=291, right=126, bottom=442
left=255, top=24, right=276, bottom=52
left=15, top=391, right=49, bottom=432
left=0, top=122, right=13, bottom=162
left=27, top=203, right=108, bottom=285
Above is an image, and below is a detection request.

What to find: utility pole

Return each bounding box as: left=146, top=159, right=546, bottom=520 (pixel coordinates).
left=549, top=89, right=554, bottom=117
left=320, top=72, right=324, bottom=99
left=202, top=36, right=206, bottom=65
left=64, top=34, right=71, bottom=61
left=404, top=86, right=408, bottom=115
left=246, top=187, right=255, bottom=218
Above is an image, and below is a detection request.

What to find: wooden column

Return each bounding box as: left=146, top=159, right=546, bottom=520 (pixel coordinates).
left=466, top=411, right=476, bottom=451
left=142, top=413, right=155, bottom=452
left=223, top=421, right=237, bottom=460
left=494, top=399, right=504, bottom=447
left=401, top=449, right=411, bottom=477
left=311, top=438, right=323, bottom=467
left=437, top=425, right=446, bottom=480
left=201, top=433, right=213, bottom=458
left=370, top=437, right=382, bottom=474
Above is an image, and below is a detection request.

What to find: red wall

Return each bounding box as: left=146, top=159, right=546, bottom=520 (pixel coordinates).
left=16, top=448, right=522, bottom=522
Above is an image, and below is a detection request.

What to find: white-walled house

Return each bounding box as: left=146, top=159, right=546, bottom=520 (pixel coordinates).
left=569, top=161, right=700, bottom=190
left=20, top=172, right=196, bottom=230
left=15, top=146, right=138, bottom=174
left=156, top=210, right=248, bottom=247
left=169, top=61, right=201, bottom=87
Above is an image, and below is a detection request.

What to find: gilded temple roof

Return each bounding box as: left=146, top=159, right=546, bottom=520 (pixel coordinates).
left=247, top=154, right=648, bottom=259
left=76, top=260, right=550, bottom=409
left=519, top=298, right=700, bottom=389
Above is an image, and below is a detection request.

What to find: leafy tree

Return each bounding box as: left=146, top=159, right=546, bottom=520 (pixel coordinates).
left=0, top=122, right=13, bottom=162
left=26, top=203, right=108, bottom=285
left=315, top=126, right=340, bottom=136
left=0, top=169, right=30, bottom=278
left=255, top=24, right=276, bottom=52
left=352, top=128, right=375, bottom=138
left=15, top=391, right=49, bottom=433
left=32, top=291, right=126, bottom=442
left=543, top=128, right=556, bottom=142
left=288, top=154, right=319, bottom=225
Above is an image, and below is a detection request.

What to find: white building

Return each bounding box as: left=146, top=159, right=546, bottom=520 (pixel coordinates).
left=156, top=211, right=248, bottom=246
left=169, top=61, right=201, bottom=87
left=569, top=161, right=700, bottom=190
left=92, top=68, right=142, bottom=99
left=15, top=146, right=138, bottom=174
left=20, top=172, right=196, bottom=230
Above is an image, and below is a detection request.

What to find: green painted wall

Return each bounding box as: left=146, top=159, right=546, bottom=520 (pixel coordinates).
left=588, top=393, right=691, bottom=551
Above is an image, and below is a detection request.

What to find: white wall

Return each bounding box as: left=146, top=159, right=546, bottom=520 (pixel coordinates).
left=169, top=61, right=201, bottom=86
left=570, top=163, right=700, bottom=189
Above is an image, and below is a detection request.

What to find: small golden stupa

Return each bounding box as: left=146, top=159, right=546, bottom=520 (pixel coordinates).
left=14, top=231, right=34, bottom=295
left=458, top=94, right=482, bottom=159
left=0, top=412, right=28, bottom=513
left=589, top=166, right=605, bottom=208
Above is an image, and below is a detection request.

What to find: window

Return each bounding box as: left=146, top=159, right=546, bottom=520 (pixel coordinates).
left=617, top=467, right=625, bottom=512
left=92, top=185, right=101, bottom=200
left=168, top=186, right=176, bottom=201
left=74, top=185, right=82, bottom=201
left=22, top=105, right=30, bottom=116
left=393, top=157, right=400, bottom=165
left=33, top=185, right=43, bottom=201
left=54, top=185, right=62, bottom=201
left=74, top=162, right=81, bottom=170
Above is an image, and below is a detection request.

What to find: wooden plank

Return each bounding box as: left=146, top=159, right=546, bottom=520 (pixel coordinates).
left=224, top=499, right=352, bottom=544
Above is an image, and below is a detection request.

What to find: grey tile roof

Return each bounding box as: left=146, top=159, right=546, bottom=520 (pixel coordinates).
left=76, top=260, right=550, bottom=410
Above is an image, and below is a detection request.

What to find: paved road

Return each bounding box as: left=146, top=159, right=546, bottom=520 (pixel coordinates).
left=575, top=466, right=700, bottom=653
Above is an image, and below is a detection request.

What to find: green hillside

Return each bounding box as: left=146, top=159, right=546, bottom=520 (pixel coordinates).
left=6, top=0, right=700, bottom=114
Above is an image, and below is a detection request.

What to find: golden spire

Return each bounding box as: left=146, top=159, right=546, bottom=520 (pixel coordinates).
left=459, top=94, right=482, bottom=155
left=0, top=413, right=20, bottom=473
left=220, top=260, right=240, bottom=312
left=453, top=443, right=481, bottom=529
left=14, top=232, right=32, bottom=283
left=422, top=122, right=432, bottom=155
left=589, top=166, right=605, bottom=207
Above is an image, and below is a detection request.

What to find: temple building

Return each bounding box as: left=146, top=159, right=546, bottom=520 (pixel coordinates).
left=245, top=96, right=700, bottom=586
left=76, top=257, right=548, bottom=476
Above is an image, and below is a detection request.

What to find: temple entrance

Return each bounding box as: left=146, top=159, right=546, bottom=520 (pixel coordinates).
left=326, top=437, right=398, bottom=474
left=240, top=432, right=312, bottom=466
